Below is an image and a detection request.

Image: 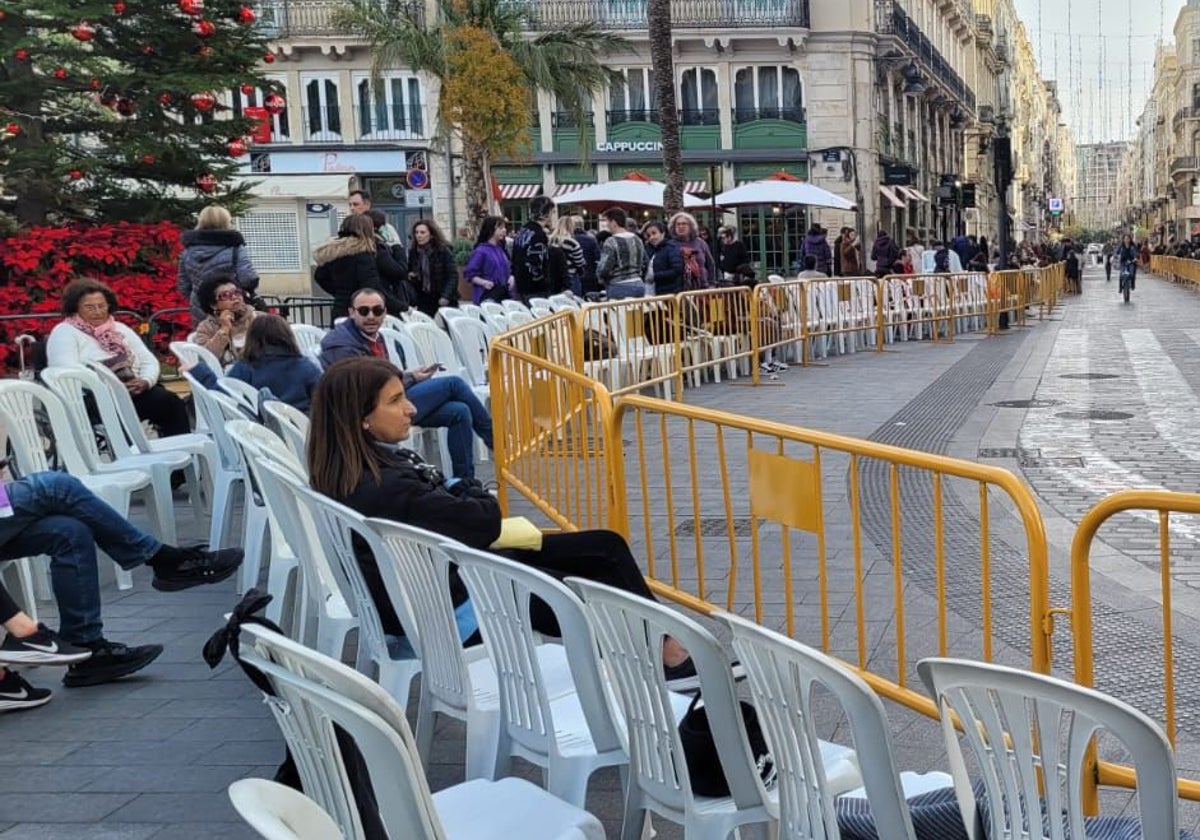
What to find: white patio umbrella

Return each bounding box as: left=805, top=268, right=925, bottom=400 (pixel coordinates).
left=714, top=176, right=856, bottom=211
left=556, top=175, right=709, bottom=209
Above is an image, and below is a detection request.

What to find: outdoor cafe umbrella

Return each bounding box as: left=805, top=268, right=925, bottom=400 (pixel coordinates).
left=555, top=172, right=709, bottom=209
left=713, top=171, right=856, bottom=210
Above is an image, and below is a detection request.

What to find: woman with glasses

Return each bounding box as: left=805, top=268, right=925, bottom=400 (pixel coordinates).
left=47, top=278, right=191, bottom=438
left=191, top=274, right=258, bottom=366
left=313, top=214, right=408, bottom=327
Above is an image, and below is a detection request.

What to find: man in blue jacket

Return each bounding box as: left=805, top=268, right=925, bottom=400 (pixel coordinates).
left=317, top=289, right=493, bottom=478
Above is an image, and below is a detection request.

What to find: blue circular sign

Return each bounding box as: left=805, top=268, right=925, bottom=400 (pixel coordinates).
left=406, top=169, right=429, bottom=190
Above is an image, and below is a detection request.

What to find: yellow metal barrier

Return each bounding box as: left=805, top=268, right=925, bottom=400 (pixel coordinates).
left=611, top=394, right=1052, bottom=716
left=676, top=286, right=757, bottom=385
left=579, top=295, right=683, bottom=399
left=753, top=280, right=817, bottom=367
left=488, top=310, right=621, bottom=532
left=880, top=274, right=959, bottom=344
left=1070, top=490, right=1200, bottom=806
left=986, top=269, right=1028, bottom=334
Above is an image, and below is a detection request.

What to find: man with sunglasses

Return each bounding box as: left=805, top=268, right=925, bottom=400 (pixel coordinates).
left=319, top=289, right=493, bottom=478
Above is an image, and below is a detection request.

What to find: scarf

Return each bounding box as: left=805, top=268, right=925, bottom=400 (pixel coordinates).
left=415, top=246, right=433, bottom=294
left=68, top=315, right=134, bottom=376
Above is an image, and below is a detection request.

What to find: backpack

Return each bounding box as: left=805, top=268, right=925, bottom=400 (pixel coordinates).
left=681, top=245, right=705, bottom=290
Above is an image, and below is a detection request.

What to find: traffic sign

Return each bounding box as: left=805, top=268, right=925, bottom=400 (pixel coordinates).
left=1048, top=197, right=1064, bottom=213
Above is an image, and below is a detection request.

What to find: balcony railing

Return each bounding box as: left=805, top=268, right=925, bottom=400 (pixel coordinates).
left=258, top=0, right=424, bottom=38
left=1173, top=106, right=1200, bottom=132
left=875, top=0, right=976, bottom=113
left=732, top=105, right=805, bottom=125
left=508, top=0, right=809, bottom=30
left=680, top=108, right=721, bottom=126
left=301, top=105, right=343, bottom=142
left=551, top=111, right=595, bottom=128
left=353, top=104, right=428, bottom=141
left=607, top=109, right=661, bottom=126
left=1171, top=156, right=1200, bottom=176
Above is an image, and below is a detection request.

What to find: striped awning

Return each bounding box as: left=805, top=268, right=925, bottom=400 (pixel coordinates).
left=498, top=183, right=542, bottom=200
left=895, top=186, right=931, bottom=203
left=878, top=184, right=905, bottom=209
left=554, top=183, right=595, bottom=197
left=684, top=180, right=708, bottom=194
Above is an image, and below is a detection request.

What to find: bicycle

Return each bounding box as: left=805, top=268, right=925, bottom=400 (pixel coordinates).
left=1119, top=261, right=1134, bottom=304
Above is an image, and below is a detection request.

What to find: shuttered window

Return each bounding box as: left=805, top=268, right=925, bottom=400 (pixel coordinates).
left=236, top=209, right=301, bottom=272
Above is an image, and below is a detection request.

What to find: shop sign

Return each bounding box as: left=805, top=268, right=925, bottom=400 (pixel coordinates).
left=595, top=140, right=663, bottom=153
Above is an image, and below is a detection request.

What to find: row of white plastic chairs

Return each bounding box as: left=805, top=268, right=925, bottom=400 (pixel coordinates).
left=211, top=396, right=1184, bottom=840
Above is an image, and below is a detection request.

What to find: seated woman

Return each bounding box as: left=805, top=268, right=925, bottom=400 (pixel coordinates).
left=47, top=279, right=190, bottom=438
left=192, top=273, right=258, bottom=366
left=308, top=357, right=700, bottom=689
left=190, top=314, right=320, bottom=413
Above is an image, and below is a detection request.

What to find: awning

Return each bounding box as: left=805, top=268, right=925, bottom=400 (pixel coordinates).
left=498, top=183, right=542, bottom=200
left=895, top=186, right=930, bottom=203
left=554, top=183, right=595, bottom=198
left=684, top=180, right=708, bottom=194
left=243, top=174, right=352, bottom=199
left=878, top=185, right=905, bottom=209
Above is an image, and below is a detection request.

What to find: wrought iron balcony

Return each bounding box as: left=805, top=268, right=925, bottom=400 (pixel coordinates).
left=875, top=0, right=976, bottom=113
left=732, top=105, right=806, bottom=125
left=301, top=105, right=343, bottom=142
left=551, top=111, right=595, bottom=129
left=680, top=108, right=721, bottom=126
left=1173, top=106, right=1200, bottom=132
left=353, top=103, right=429, bottom=141
left=1170, top=156, right=1200, bottom=176
left=258, top=0, right=424, bottom=38
left=607, top=109, right=661, bottom=126
left=508, top=0, right=809, bottom=30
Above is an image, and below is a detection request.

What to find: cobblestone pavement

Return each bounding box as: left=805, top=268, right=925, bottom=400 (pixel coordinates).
left=8, top=263, right=1200, bottom=836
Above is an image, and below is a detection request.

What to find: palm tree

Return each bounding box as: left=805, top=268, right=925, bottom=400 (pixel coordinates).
left=648, top=0, right=683, bottom=214
left=337, top=0, right=628, bottom=226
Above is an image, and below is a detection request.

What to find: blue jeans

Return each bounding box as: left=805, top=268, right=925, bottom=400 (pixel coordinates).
left=407, top=376, right=494, bottom=479
left=0, top=472, right=160, bottom=644
left=606, top=282, right=645, bottom=300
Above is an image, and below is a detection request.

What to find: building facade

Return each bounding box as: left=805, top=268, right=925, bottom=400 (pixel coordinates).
left=1074, top=143, right=1127, bottom=232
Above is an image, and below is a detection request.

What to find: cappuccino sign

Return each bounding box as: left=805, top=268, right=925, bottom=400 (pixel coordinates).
left=596, top=140, right=664, bottom=153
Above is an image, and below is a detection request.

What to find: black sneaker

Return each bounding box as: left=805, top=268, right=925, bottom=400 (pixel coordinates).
left=151, top=547, right=243, bottom=593
left=0, top=669, right=52, bottom=711
left=0, top=624, right=93, bottom=665
left=664, top=657, right=747, bottom=693
left=62, top=639, right=163, bottom=688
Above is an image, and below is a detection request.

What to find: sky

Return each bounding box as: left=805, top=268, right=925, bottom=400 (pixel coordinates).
left=1010, top=0, right=1189, bottom=144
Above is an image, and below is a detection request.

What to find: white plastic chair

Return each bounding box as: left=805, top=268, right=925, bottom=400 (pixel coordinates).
left=504, top=308, right=534, bottom=328
left=457, top=302, right=485, bottom=321
left=170, top=340, right=224, bottom=375
left=0, top=380, right=152, bottom=590
left=377, top=327, right=452, bottom=471
left=228, top=778, right=343, bottom=840
left=449, top=544, right=628, bottom=806
left=226, top=420, right=303, bottom=629
left=184, top=373, right=247, bottom=551
left=402, top=309, right=437, bottom=326
left=479, top=309, right=509, bottom=337
left=208, top=390, right=270, bottom=592
left=41, top=366, right=189, bottom=546
left=437, top=306, right=468, bottom=329
left=917, top=657, right=1181, bottom=840
left=239, top=622, right=605, bottom=840
left=404, top=320, right=468, bottom=380
left=548, top=294, right=580, bottom=311
left=260, top=400, right=309, bottom=470
left=569, top=577, right=775, bottom=840
left=252, top=458, right=356, bottom=662
left=502, top=299, right=530, bottom=316
left=480, top=301, right=507, bottom=318
left=722, top=613, right=951, bottom=840
left=289, top=324, right=326, bottom=360
left=218, top=376, right=260, bottom=417
left=441, top=317, right=491, bottom=398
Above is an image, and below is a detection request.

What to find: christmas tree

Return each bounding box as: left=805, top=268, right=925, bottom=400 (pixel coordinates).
left=0, top=1, right=278, bottom=227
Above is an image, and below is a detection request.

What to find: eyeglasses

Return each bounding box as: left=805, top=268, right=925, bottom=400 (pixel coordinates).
left=216, top=290, right=243, bottom=301
left=79, top=303, right=108, bottom=312
left=355, top=305, right=386, bottom=317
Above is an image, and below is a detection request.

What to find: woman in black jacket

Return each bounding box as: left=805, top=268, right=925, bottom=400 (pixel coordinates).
left=642, top=220, right=684, bottom=295
left=407, top=218, right=458, bottom=317
left=313, top=215, right=408, bottom=325
left=308, top=357, right=702, bottom=690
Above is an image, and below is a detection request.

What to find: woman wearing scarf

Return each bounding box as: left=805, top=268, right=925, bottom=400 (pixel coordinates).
left=191, top=274, right=258, bottom=366
left=47, top=279, right=190, bottom=438
left=406, top=218, right=459, bottom=317
left=668, top=211, right=717, bottom=290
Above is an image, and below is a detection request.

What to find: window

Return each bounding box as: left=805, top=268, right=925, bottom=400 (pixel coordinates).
left=354, top=73, right=425, bottom=140
left=231, top=80, right=290, bottom=142
left=235, top=209, right=302, bottom=272
left=609, top=68, right=658, bottom=124
left=679, top=68, right=719, bottom=126
left=301, top=75, right=341, bottom=141
left=734, top=66, right=804, bottom=123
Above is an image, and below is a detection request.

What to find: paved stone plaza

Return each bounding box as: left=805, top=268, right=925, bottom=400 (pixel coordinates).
left=8, top=262, right=1200, bottom=837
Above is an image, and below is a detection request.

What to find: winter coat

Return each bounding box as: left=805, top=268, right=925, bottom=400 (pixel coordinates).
left=674, top=234, right=717, bottom=289
left=512, top=221, right=551, bottom=299
left=463, top=242, right=512, bottom=304
left=193, top=304, right=257, bottom=366
left=228, top=348, right=321, bottom=413
left=870, top=233, right=901, bottom=275
left=406, top=243, right=459, bottom=316
left=318, top=318, right=412, bottom=374
left=718, top=238, right=750, bottom=278
left=839, top=238, right=863, bottom=276
left=177, top=229, right=260, bottom=326
left=801, top=232, right=832, bottom=275
left=645, top=237, right=685, bottom=295
left=546, top=237, right=586, bottom=296
left=574, top=229, right=602, bottom=295
left=313, top=235, right=408, bottom=325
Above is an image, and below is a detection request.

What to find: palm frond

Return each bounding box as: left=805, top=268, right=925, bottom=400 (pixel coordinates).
left=333, top=0, right=447, bottom=80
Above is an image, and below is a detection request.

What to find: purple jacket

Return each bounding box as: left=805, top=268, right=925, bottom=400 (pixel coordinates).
left=462, top=242, right=512, bottom=304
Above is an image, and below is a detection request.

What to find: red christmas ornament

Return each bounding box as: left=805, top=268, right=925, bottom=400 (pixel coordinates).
left=90, top=78, right=101, bottom=90
left=262, top=52, right=275, bottom=64
left=192, top=19, right=215, bottom=37
left=14, top=49, right=29, bottom=63
left=69, top=169, right=83, bottom=180
left=158, top=91, right=173, bottom=106
left=0, top=10, right=7, bottom=21
left=263, top=93, right=285, bottom=116
left=178, top=0, right=203, bottom=15
left=112, top=1, right=126, bottom=13
left=190, top=91, right=216, bottom=111
left=5, top=123, right=19, bottom=137
left=226, top=138, right=247, bottom=157
left=70, top=21, right=96, bottom=42
left=141, top=154, right=156, bottom=165
left=116, top=98, right=135, bottom=117
left=54, top=67, right=68, bottom=80
left=240, top=83, right=255, bottom=95
left=141, top=44, right=155, bottom=56
left=236, top=5, right=256, bottom=24
left=195, top=173, right=217, bottom=192
left=99, top=91, right=118, bottom=107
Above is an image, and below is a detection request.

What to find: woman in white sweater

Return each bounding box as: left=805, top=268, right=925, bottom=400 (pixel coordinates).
left=47, top=279, right=190, bottom=438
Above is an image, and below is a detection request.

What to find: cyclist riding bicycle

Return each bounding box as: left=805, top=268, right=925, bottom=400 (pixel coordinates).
left=1115, top=233, right=1138, bottom=302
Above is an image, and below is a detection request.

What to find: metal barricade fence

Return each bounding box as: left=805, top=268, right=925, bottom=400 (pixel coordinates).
left=986, top=269, right=1026, bottom=334
left=611, top=394, right=1052, bottom=715
left=676, top=286, right=756, bottom=387
left=261, top=295, right=335, bottom=328
left=753, top=280, right=811, bottom=366
left=580, top=295, right=683, bottom=398
left=881, top=274, right=956, bottom=344
left=1069, top=490, right=1200, bottom=806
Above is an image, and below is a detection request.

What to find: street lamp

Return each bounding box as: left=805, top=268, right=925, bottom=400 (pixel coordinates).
left=994, top=111, right=1013, bottom=267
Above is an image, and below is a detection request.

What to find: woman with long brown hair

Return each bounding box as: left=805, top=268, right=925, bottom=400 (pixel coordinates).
left=406, top=218, right=458, bottom=316
left=308, top=357, right=701, bottom=689
left=313, top=214, right=406, bottom=326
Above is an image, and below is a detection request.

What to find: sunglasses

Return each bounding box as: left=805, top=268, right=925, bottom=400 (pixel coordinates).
left=216, top=290, right=243, bottom=301
left=355, top=305, right=386, bottom=317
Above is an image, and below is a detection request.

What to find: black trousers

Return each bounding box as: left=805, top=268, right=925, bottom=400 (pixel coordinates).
left=132, top=384, right=190, bottom=438
left=0, top=578, right=22, bottom=624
